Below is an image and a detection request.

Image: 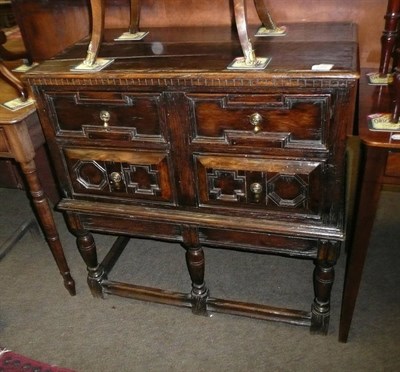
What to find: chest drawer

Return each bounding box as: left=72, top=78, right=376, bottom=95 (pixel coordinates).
left=45, top=91, right=166, bottom=142
left=195, top=154, right=325, bottom=220
left=188, top=93, right=333, bottom=151
left=62, top=147, right=175, bottom=205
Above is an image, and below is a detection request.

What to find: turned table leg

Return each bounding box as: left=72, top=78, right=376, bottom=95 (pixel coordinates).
left=183, top=227, right=209, bottom=315
left=186, top=246, right=209, bottom=315
left=3, top=122, right=75, bottom=296
left=379, top=0, right=400, bottom=76
left=311, top=240, right=340, bottom=334
left=74, top=229, right=105, bottom=298
left=20, top=159, right=76, bottom=296
left=392, top=65, right=400, bottom=122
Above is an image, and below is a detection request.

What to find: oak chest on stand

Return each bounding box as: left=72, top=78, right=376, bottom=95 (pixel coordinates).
left=26, top=22, right=359, bottom=335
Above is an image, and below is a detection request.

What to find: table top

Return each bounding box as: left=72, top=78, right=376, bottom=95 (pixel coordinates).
left=358, top=69, right=400, bottom=149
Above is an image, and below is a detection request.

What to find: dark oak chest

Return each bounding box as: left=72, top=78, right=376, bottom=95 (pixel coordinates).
left=26, top=22, right=359, bottom=334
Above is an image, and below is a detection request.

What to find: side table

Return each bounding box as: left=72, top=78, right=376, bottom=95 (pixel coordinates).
left=339, top=69, right=400, bottom=342
left=0, top=78, right=75, bottom=296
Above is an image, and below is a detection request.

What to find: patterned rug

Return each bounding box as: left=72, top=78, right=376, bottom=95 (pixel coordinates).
left=0, top=348, right=75, bottom=372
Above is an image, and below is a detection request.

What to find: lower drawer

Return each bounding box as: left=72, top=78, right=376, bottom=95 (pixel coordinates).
left=195, top=154, right=325, bottom=220
left=63, top=147, right=176, bottom=204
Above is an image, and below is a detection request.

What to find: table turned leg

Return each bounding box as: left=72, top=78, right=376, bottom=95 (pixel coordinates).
left=74, top=229, right=105, bottom=298
left=392, top=68, right=400, bottom=122
left=186, top=246, right=209, bottom=315
left=339, top=145, right=387, bottom=342
left=311, top=240, right=340, bottom=335
left=379, top=0, right=400, bottom=76
left=20, top=159, right=76, bottom=296
left=183, top=227, right=209, bottom=315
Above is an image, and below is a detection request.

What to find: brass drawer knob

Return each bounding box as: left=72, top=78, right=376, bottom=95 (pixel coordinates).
left=100, top=110, right=111, bottom=127
left=109, top=171, right=123, bottom=190
left=250, top=182, right=263, bottom=202
left=110, top=172, right=122, bottom=183
left=249, top=112, right=263, bottom=133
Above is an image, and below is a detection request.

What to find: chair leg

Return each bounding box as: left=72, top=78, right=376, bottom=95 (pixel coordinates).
left=253, top=0, right=278, bottom=31
left=129, top=0, right=141, bottom=34
left=84, top=0, right=105, bottom=66
left=0, top=62, right=28, bottom=101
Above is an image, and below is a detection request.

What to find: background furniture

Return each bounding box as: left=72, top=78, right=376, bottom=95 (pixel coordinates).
left=0, top=64, right=75, bottom=295
left=11, top=0, right=387, bottom=68
left=339, top=0, right=400, bottom=342
left=340, top=72, right=400, bottom=342
left=0, top=24, right=60, bottom=202
left=379, top=0, right=400, bottom=77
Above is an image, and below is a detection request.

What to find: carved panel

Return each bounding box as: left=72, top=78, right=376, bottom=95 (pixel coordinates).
left=124, top=164, right=161, bottom=196
left=63, top=147, right=175, bottom=204
left=208, top=169, right=246, bottom=202
left=267, top=174, right=307, bottom=208
left=73, top=160, right=108, bottom=191
left=195, top=154, right=323, bottom=218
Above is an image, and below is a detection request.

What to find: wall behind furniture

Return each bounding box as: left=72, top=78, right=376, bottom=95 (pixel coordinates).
left=12, top=0, right=387, bottom=67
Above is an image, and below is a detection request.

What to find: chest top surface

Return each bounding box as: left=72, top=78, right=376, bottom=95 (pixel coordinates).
left=24, top=22, right=359, bottom=88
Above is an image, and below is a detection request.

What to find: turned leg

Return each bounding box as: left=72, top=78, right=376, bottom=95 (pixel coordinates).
left=379, top=0, right=400, bottom=76
left=392, top=66, right=400, bottom=122
left=74, top=229, right=105, bottom=298
left=182, top=227, right=209, bottom=315
left=20, top=159, right=76, bottom=296
left=311, top=240, right=340, bottom=335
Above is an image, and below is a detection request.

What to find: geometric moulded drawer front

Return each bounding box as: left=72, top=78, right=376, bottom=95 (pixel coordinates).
left=195, top=154, right=324, bottom=219
left=188, top=93, right=332, bottom=151
left=63, top=147, right=175, bottom=204
left=46, top=91, right=165, bottom=140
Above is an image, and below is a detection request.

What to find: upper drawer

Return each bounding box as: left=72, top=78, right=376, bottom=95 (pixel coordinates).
left=44, top=91, right=166, bottom=142
left=188, top=93, right=333, bottom=151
